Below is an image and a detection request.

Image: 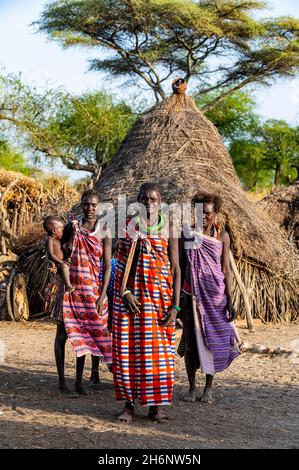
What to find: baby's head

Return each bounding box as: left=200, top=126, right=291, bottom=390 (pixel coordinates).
left=43, top=216, right=65, bottom=240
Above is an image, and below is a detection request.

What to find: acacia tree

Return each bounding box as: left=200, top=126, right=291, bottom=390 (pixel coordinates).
left=0, top=74, right=135, bottom=181
left=35, top=0, right=299, bottom=107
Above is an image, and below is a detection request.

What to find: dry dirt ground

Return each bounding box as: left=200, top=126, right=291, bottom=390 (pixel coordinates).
left=0, top=318, right=298, bottom=449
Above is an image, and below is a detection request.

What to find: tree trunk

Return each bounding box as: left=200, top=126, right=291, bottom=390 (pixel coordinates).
left=274, top=163, right=282, bottom=187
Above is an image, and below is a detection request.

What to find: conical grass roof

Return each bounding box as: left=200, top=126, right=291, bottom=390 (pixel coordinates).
left=97, top=91, right=299, bottom=322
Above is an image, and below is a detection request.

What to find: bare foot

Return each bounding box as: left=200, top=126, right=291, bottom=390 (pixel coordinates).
left=198, top=387, right=214, bottom=404
left=88, top=378, right=102, bottom=390
left=148, top=408, right=169, bottom=423
left=183, top=390, right=197, bottom=402
left=75, top=383, right=90, bottom=395
left=59, top=383, right=79, bottom=398
left=117, top=407, right=134, bottom=424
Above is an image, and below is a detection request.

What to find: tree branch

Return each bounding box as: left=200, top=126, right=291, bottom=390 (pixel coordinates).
left=200, top=77, right=254, bottom=112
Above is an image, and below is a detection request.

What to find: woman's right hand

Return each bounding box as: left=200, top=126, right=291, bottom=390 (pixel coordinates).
left=227, top=297, right=238, bottom=322
left=123, top=293, right=141, bottom=315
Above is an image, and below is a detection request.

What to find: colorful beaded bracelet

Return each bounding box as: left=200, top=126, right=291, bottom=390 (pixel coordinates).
left=172, top=305, right=181, bottom=312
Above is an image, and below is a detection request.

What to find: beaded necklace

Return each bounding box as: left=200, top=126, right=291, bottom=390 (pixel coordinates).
left=135, top=212, right=165, bottom=233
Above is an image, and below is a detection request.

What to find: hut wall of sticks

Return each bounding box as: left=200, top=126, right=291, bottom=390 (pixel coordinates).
left=0, top=170, right=79, bottom=320
left=96, top=80, right=299, bottom=325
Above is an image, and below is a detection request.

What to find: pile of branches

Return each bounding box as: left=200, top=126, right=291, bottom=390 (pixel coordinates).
left=0, top=170, right=79, bottom=320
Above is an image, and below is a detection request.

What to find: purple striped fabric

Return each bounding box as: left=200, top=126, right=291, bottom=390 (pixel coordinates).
left=186, top=232, right=240, bottom=373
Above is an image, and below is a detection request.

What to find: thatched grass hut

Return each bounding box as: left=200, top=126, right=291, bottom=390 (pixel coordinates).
left=96, top=86, right=299, bottom=323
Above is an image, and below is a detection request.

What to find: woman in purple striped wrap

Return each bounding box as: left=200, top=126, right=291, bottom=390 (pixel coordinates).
left=180, top=193, right=240, bottom=404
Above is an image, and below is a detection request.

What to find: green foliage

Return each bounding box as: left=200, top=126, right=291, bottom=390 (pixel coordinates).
left=229, top=137, right=274, bottom=190
left=0, top=74, right=136, bottom=179
left=197, top=90, right=257, bottom=141
left=0, top=140, right=32, bottom=175
left=255, top=119, right=299, bottom=185
left=35, top=0, right=299, bottom=105
left=229, top=118, right=299, bottom=189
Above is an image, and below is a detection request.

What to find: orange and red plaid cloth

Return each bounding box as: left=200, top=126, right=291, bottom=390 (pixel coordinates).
left=112, top=223, right=175, bottom=406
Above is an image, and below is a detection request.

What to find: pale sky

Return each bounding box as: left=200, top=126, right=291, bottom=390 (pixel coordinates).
left=0, top=0, right=298, bottom=179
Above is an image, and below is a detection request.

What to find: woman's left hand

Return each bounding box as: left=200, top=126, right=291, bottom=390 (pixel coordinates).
left=48, top=261, right=57, bottom=274
left=161, top=307, right=177, bottom=327
left=96, top=295, right=104, bottom=315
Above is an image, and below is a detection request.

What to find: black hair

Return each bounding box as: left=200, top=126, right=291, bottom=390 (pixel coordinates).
left=43, top=215, right=64, bottom=235
left=192, top=193, right=223, bottom=213
left=137, top=182, right=163, bottom=202
left=81, top=188, right=101, bottom=204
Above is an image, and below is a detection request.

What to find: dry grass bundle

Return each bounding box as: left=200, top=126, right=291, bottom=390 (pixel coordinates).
left=97, top=91, right=299, bottom=323
left=0, top=170, right=80, bottom=253
left=12, top=224, right=45, bottom=255
left=258, top=182, right=299, bottom=223
left=258, top=182, right=299, bottom=250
